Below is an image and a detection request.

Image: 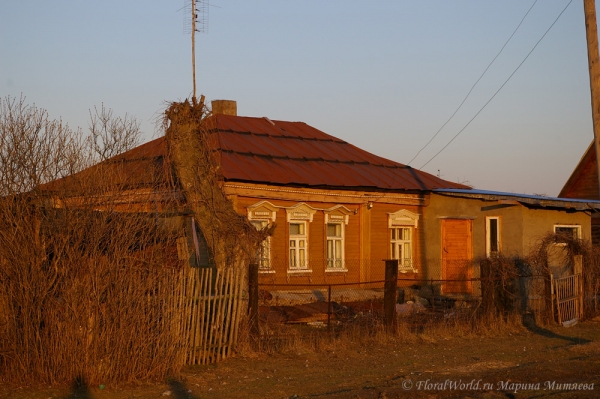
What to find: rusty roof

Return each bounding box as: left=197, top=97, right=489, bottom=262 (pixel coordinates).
left=58, top=114, right=468, bottom=193
left=205, top=114, right=467, bottom=191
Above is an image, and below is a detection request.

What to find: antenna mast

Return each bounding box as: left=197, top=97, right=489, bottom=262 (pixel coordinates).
left=186, top=0, right=209, bottom=104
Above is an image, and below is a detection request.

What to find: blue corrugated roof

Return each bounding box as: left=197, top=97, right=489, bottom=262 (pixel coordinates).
left=434, top=188, right=600, bottom=210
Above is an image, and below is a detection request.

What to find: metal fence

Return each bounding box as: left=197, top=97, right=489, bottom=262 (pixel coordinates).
left=254, top=258, right=556, bottom=332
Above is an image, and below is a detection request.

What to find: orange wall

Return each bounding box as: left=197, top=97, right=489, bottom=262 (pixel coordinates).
left=234, top=196, right=422, bottom=285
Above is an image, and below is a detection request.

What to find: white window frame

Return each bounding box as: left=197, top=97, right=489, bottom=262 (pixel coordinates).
left=289, top=221, right=308, bottom=270
left=247, top=201, right=278, bottom=273
left=326, top=222, right=345, bottom=270
left=554, top=224, right=581, bottom=245
left=285, top=203, right=316, bottom=273
left=388, top=209, right=419, bottom=273
left=390, top=227, right=413, bottom=272
left=485, top=216, right=501, bottom=258
left=250, top=220, right=272, bottom=272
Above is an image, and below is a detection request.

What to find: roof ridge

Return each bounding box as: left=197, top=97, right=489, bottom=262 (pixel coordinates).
left=220, top=149, right=412, bottom=168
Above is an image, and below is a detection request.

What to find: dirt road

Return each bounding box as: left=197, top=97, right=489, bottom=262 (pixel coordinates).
left=3, top=319, right=600, bottom=399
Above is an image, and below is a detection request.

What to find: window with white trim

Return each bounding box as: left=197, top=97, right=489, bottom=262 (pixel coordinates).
left=390, top=227, right=412, bottom=270
left=326, top=223, right=344, bottom=269
left=251, top=220, right=271, bottom=270
left=286, top=203, right=316, bottom=272
left=247, top=201, right=278, bottom=272
left=554, top=225, right=581, bottom=244
left=289, top=222, right=308, bottom=269
left=486, top=217, right=501, bottom=258
left=388, top=209, right=419, bottom=272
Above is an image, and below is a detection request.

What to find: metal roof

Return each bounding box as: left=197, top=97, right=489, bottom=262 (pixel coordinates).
left=434, top=188, right=600, bottom=211
left=63, top=114, right=468, bottom=193
left=207, top=115, right=467, bottom=191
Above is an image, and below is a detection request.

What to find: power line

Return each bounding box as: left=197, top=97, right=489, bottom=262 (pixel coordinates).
left=407, top=0, right=538, bottom=166
left=419, top=0, right=574, bottom=170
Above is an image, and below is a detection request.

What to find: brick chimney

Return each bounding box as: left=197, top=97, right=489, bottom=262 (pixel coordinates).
left=211, top=100, right=237, bottom=116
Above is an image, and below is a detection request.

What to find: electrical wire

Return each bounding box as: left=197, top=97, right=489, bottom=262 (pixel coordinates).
left=419, top=0, right=574, bottom=170
left=407, top=0, right=538, bottom=166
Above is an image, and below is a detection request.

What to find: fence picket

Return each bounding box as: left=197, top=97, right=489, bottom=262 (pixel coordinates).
left=169, top=266, right=245, bottom=366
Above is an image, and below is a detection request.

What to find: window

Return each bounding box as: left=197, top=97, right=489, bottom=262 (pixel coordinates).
left=554, top=225, right=581, bottom=243
left=390, top=227, right=412, bottom=270
left=388, top=209, right=419, bottom=273
left=289, top=222, right=308, bottom=269
left=251, top=220, right=271, bottom=270
left=326, top=223, right=344, bottom=269
left=486, top=217, right=501, bottom=258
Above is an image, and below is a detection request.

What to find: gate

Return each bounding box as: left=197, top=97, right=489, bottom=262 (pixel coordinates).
left=552, top=273, right=583, bottom=326
left=179, top=267, right=245, bottom=365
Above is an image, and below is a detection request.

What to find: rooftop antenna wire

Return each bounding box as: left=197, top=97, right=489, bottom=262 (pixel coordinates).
left=407, top=0, right=538, bottom=166
left=419, top=0, right=573, bottom=170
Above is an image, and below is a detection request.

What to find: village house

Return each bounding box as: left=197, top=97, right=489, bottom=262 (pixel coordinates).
left=558, top=141, right=600, bottom=244
left=427, top=189, right=595, bottom=294
left=53, top=100, right=600, bottom=295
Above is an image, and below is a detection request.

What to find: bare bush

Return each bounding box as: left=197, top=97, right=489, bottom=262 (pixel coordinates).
left=479, top=254, right=522, bottom=316
left=88, top=104, right=142, bottom=162
left=0, top=96, right=188, bottom=386
left=0, top=96, right=86, bottom=195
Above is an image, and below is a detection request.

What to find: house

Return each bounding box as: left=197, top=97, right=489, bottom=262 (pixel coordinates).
left=558, top=141, right=600, bottom=244
left=47, top=100, right=600, bottom=295
left=426, top=189, right=596, bottom=294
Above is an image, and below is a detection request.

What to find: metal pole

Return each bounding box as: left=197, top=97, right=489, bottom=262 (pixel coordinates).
left=191, top=0, right=197, bottom=103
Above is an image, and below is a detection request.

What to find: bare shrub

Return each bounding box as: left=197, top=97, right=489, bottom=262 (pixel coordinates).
left=479, top=254, right=522, bottom=316
left=0, top=96, right=188, bottom=386
left=88, top=104, right=142, bottom=161
left=521, top=232, right=600, bottom=322
left=583, top=244, right=600, bottom=317
left=0, top=96, right=86, bottom=195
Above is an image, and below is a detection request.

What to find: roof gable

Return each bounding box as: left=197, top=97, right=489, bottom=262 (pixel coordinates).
left=559, top=141, right=599, bottom=200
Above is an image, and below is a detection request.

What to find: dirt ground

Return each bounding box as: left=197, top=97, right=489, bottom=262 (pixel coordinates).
left=3, top=318, right=600, bottom=399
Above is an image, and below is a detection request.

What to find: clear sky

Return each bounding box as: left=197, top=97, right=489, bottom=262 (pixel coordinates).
left=0, top=1, right=594, bottom=196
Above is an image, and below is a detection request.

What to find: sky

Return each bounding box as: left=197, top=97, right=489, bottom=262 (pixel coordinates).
left=0, top=1, right=595, bottom=196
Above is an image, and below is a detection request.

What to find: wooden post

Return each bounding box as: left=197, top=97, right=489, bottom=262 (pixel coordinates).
left=573, top=254, right=583, bottom=276
left=480, top=259, right=490, bottom=315
left=549, top=273, right=556, bottom=324
left=430, top=278, right=435, bottom=312
left=574, top=255, right=584, bottom=318
left=584, top=0, right=600, bottom=197
left=248, top=263, right=259, bottom=343
left=383, top=259, right=399, bottom=329
left=327, top=285, right=332, bottom=334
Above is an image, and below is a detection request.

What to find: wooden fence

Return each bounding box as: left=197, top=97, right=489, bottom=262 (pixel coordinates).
left=177, top=267, right=245, bottom=365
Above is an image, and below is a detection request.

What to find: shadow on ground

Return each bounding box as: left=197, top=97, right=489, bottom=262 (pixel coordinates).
left=522, top=312, right=591, bottom=345
left=68, top=375, right=92, bottom=399
left=168, top=379, right=201, bottom=399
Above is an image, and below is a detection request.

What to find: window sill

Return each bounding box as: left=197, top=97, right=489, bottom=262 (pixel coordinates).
left=399, top=269, right=418, bottom=274
left=258, top=269, right=276, bottom=274
left=325, top=268, right=349, bottom=273
left=287, top=269, right=312, bottom=274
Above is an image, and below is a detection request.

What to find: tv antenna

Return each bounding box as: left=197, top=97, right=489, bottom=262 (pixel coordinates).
left=184, top=0, right=209, bottom=104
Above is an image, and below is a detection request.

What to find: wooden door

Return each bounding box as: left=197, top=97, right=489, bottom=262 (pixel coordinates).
left=441, top=219, right=473, bottom=294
